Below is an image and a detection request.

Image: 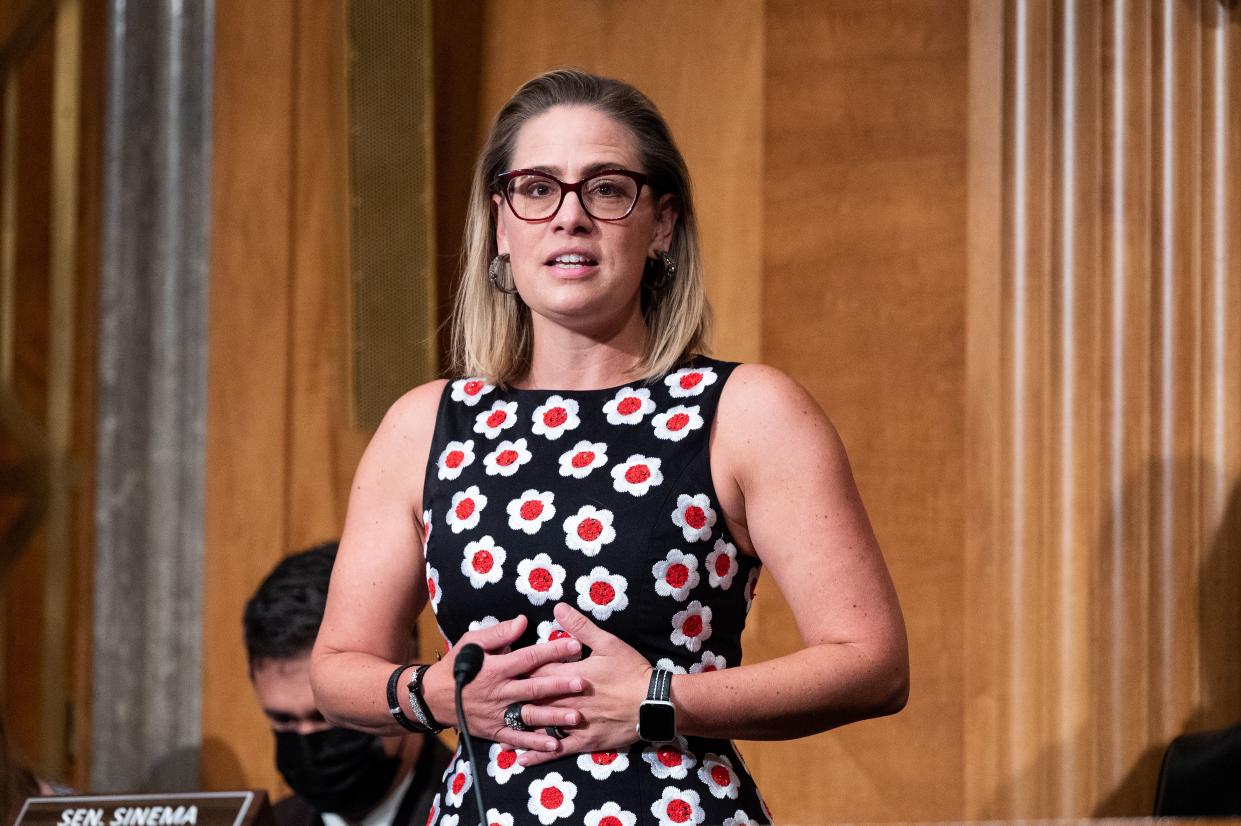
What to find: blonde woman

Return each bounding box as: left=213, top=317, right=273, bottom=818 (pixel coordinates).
left=311, top=69, right=908, bottom=825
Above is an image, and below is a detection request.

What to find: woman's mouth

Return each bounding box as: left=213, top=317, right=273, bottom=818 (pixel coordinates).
left=547, top=253, right=599, bottom=270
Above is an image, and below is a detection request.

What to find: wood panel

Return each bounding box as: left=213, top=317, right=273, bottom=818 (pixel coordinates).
left=286, top=1, right=368, bottom=553
left=204, top=0, right=368, bottom=795
left=472, top=0, right=764, bottom=364
left=202, top=0, right=297, bottom=792
left=0, top=0, right=100, bottom=788
left=761, top=2, right=971, bottom=821
left=965, top=0, right=1241, bottom=817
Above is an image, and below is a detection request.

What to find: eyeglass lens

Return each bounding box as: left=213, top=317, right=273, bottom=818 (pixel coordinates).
left=506, top=172, right=640, bottom=221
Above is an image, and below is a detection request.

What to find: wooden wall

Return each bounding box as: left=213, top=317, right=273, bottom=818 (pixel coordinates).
left=757, top=2, right=971, bottom=820
left=202, top=0, right=1241, bottom=821
left=203, top=0, right=367, bottom=794
left=0, top=0, right=102, bottom=789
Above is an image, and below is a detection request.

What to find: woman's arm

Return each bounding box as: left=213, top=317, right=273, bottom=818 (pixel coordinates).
left=309, top=380, right=585, bottom=752
left=671, top=363, right=909, bottom=738
left=515, top=364, right=908, bottom=764
left=309, top=379, right=445, bottom=733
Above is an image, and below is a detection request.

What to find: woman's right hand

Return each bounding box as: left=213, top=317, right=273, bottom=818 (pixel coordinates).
left=421, top=615, right=585, bottom=752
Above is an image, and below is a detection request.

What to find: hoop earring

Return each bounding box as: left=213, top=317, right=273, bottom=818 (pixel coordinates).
left=643, top=251, right=677, bottom=291
left=488, top=253, right=517, bottom=294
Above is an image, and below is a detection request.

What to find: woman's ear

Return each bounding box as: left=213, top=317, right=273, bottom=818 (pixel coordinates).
left=648, top=193, right=679, bottom=255
left=493, top=193, right=509, bottom=255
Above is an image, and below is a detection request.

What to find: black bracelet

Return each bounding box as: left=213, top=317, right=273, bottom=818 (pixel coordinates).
left=386, top=663, right=425, bottom=733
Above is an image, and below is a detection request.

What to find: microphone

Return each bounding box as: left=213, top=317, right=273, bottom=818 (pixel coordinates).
left=452, top=643, right=487, bottom=825
left=454, top=642, right=485, bottom=686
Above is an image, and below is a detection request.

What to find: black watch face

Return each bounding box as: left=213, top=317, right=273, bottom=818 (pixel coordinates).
left=639, top=702, right=676, bottom=742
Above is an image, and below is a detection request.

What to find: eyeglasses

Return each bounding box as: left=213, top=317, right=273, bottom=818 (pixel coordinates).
left=496, top=168, right=648, bottom=223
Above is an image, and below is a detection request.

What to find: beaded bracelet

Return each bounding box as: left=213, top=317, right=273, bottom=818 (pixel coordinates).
left=406, top=663, right=445, bottom=734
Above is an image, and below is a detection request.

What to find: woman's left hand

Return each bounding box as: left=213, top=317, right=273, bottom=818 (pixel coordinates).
left=511, top=601, right=652, bottom=767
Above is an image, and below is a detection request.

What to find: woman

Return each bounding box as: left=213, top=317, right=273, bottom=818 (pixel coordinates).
left=311, top=69, right=908, bottom=826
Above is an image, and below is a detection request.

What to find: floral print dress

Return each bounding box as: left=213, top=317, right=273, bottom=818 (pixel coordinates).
left=421, top=358, right=772, bottom=826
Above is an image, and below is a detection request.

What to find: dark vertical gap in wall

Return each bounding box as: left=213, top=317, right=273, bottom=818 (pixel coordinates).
left=68, top=0, right=107, bottom=790
left=432, top=1, right=484, bottom=374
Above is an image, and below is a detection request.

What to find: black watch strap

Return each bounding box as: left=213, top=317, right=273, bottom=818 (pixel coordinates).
left=647, top=667, right=671, bottom=702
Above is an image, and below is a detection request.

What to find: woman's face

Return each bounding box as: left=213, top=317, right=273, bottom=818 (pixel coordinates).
left=494, top=105, right=676, bottom=331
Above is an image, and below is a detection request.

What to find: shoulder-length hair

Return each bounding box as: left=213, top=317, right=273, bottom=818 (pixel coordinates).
left=449, top=69, right=711, bottom=385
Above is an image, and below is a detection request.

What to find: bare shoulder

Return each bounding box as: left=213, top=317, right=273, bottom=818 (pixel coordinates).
left=718, top=364, right=838, bottom=444
left=353, top=378, right=449, bottom=511
left=375, top=378, right=450, bottom=445
left=715, top=364, right=849, bottom=485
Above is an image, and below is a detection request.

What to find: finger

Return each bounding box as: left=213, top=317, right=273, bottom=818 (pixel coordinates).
left=520, top=661, right=577, bottom=681
left=466, top=615, right=527, bottom=653
left=488, top=726, right=560, bottom=754
left=497, top=637, right=581, bottom=677
left=518, top=739, right=577, bottom=768
left=552, top=602, right=614, bottom=650
left=514, top=704, right=581, bottom=729
left=510, top=675, right=585, bottom=702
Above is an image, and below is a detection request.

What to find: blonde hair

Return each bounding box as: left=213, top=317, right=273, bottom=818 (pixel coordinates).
left=449, top=69, right=711, bottom=385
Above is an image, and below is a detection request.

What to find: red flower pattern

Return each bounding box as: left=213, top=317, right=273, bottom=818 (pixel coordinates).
left=429, top=361, right=766, bottom=822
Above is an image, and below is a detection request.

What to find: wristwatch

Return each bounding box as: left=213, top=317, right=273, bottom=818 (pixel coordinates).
left=636, top=667, right=676, bottom=742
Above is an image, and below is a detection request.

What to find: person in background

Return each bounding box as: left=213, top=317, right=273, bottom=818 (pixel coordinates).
left=244, top=542, right=451, bottom=826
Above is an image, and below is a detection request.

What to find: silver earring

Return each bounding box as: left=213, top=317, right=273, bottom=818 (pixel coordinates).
left=660, top=251, right=678, bottom=280
left=488, top=253, right=517, bottom=294
left=644, top=250, right=677, bottom=290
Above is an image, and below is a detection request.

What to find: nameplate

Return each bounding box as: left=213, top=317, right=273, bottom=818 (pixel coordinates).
left=15, top=791, right=274, bottom=826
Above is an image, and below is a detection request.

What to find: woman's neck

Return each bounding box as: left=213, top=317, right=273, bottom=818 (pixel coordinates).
left=519, top=307, right=648, bottom=391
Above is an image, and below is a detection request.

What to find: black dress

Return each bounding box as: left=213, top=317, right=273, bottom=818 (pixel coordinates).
left=421, top=358, right=773, bottom=826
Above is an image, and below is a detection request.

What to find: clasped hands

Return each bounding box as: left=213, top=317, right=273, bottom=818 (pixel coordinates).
left=427, top=601, right=654, bottom=768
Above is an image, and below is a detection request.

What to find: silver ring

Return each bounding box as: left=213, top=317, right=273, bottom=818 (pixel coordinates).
left=503, top=702, right=529, bottom=731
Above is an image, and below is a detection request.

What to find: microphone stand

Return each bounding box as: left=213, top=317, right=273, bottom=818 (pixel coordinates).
left=453, top=643, right=487, bottom=826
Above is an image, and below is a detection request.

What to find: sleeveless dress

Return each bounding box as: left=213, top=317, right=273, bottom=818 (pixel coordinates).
left=421, top=357, right=773, bottom=826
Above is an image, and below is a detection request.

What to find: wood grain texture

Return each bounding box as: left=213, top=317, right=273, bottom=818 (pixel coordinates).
left=203, top=0, right=374, bottom=795
left=202, top=0, right=296, bottom=792
left=286, top=0, right=367, bottom=552
left=760, top=2, right=971, bottom=821
left=965, top=0, right=1241, bottom=817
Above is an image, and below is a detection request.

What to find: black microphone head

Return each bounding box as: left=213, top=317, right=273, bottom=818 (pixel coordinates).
left=454, top=643, right=485, bottom=686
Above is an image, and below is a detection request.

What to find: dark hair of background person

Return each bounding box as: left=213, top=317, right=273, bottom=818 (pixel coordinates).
left=243, top=541, right=340, bottom=667
left=1, top=714, right=40, bottom=822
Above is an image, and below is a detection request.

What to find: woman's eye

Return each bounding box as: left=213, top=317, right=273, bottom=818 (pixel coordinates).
left=516, top=179, right=556, bottom=199
left=588, top=179, right=624, bottom=198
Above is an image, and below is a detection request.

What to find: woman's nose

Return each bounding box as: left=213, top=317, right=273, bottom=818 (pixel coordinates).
left=552, top=189, right=593, bottom=232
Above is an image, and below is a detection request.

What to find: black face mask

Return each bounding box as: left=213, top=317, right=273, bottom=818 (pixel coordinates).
left=275, top=728, right=401, bottom=817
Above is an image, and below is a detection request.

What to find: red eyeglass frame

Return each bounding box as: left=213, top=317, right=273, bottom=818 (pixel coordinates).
left=495, top=168, right=650, bottom=223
